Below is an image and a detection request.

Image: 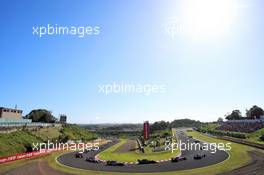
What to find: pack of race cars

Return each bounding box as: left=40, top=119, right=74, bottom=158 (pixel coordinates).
left=74, top=136, right=208, bottom=166
left=75, top=152, right=207, bottom=166
left=73, top=135, right=208, bottom=167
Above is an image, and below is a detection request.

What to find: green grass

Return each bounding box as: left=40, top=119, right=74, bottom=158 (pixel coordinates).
left=31, top=127, right=62, bottom=142
left=98, top=128, right=180, bottom=162
left=184, top=130, right=252, bottom=174
left=61, top=124, right=98, bottom=141
left=98, top=139, right=180, bottom=162
left=246, top=128, right=264, bottom=144
left=0, top=131, right=42, bottom=157
left=199, top=123, right=219, bottom=133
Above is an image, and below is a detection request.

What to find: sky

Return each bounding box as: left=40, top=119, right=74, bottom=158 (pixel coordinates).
left=0, top=0, right=263, bottom=124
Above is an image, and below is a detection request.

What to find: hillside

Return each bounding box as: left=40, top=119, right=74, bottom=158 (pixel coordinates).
left=0, top=124, right=97, bottom=157
left=60, top=124, right=97, bottom=141
left=0, top=131, right=42, bottom=157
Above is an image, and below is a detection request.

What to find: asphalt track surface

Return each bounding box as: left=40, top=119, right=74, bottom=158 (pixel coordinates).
left=58, top=131, right=229, bottom=173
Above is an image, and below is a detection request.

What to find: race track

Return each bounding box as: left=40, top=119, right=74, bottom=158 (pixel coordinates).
left=57, top=130, right=229, bottom=173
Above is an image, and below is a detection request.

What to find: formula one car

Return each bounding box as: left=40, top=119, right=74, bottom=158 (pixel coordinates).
left=193, top=154, right=206, bottom=160
left=138, top=159, right=157, bottom=164
left=86, top=157, right=100, bottom=163
left=75, top=152, right=84, bottom=158
left=171, top=156, right=187, bottom=162
left=106, top=161, right=125, bottom=166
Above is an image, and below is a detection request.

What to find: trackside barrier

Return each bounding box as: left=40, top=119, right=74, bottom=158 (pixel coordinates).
left=0, top=143, right=88, bottom=164
left=202, top=132, right=264, bottom=150
left=215, top=136, right=264, bottom=150
left=0, top=149, right=57, bottom=164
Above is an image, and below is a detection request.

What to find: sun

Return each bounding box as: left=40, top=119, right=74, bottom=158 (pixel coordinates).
left=182, top=0, right=238, bottom=39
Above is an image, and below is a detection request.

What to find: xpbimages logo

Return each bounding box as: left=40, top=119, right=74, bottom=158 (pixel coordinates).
left=32, top=140, right=100, bottom=153
left=32, top=24, right=100, bottom=38
left=98, top=82, right=166, bottom=96
left=165, top=140, right=232, bottom=154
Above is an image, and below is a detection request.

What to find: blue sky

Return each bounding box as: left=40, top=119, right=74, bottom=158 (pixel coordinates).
left=0, top=0, right=263, bottom=123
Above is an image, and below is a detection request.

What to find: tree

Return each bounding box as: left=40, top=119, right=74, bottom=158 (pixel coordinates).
left=225, top=110, right=243, bottom=120
left=217, top=117, right=224, bottom=123
left=246, top=105, right=264, bottom=119
left=150, top=121, right=169, bottom=132
left=25, top=109, right=57, bottom=123
left=169, top=119, right=202, bottom=128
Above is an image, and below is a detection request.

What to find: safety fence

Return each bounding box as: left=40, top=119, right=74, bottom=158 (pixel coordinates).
left=0, top=149, right=57, bottom=164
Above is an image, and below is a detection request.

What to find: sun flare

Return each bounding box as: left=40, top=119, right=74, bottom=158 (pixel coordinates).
left=183, top=0, right=238, bottom=39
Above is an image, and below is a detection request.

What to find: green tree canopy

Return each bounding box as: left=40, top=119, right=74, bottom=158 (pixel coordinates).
left=25, top=109, right=57, bottom=123
left=225, top=110, right=244, bottom=120
left=246, top=105, right=264, bottom=119
left=150, top=121, right=169, bottom=132
left=217, top=117, right=224, bottom=122
left=169, top=119, right=202, bottom=128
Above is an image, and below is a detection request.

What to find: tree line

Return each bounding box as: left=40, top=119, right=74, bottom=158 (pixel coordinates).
left=150, top=119, right=203, bottom=132
left=225, top=105, right=264, bottom=120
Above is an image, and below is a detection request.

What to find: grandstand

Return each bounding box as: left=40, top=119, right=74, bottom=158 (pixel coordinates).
left=0, top=107, right=33, bottom=127
left=217, top=118, right=264, bottom=133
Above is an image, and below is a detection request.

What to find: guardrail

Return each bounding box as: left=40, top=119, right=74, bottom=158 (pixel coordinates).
left=0, top=142, right=86, bottom=164
left=201, top=131, right=264, bottom=150
left=215, top=135, right=264, bottom=150
left=0, top=149, right=58, bottom=164
left=0, top=122, right=62, bottom=127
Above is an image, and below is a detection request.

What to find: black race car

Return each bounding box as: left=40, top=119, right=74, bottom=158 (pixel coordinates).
left=86, top=157, right=100, bottom=163
left=106, top=161, right=125, bottom=166
left=171, top=156, right=187, bottom=162
left=194, top=140, right=200, bottom=143
left=193, top=154, right=206, bottom=160
left=138, top=159, right=157, bottom=164
left=75, top=152, right=83, bottom=158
